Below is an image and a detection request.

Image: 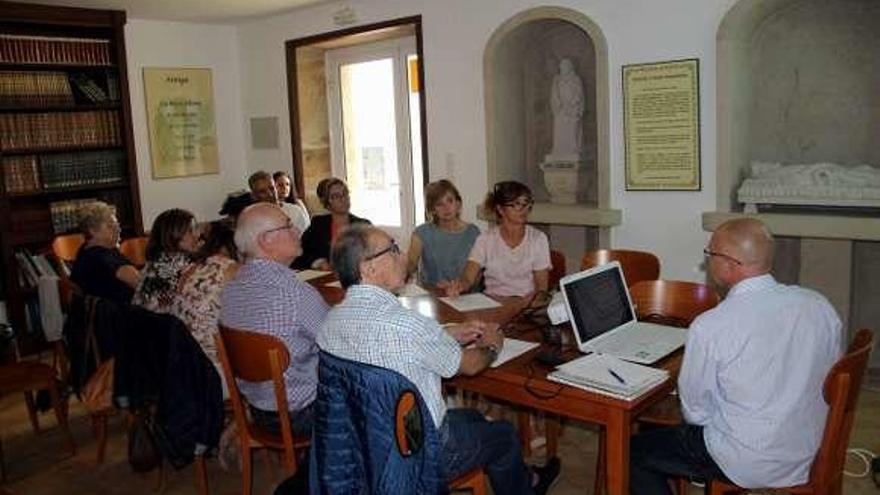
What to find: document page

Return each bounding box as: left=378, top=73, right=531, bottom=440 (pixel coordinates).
left=295, top=269, right=331, bottom=282
left=490, top=338, right=540, bottom=368
left=438, top=293, right=502, bottom=312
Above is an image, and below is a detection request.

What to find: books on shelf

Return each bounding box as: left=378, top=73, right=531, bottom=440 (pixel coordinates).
left=0, top=34, right=113, bottom=66
left=69, top=72, right=109, bottom=103
left=3, top=154, right=40, bottom=193
left=41, top=150, right=126, bottom=189
left=49, top=197, right=97, bottom=234
left=0, top=70, right=75, bottom=107
left=0, top=110, right=120, bottom=151
left=547, top=353, right=669, bottom=401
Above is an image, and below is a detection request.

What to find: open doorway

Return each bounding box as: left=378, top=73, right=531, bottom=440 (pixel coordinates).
left=285, top=17, right=427, bottom=246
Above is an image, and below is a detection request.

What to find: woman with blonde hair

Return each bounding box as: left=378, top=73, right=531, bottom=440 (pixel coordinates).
left=407, top=179, right=479, bottom=288
left=446, top=181, right=550, bottom=301
left=70, top=201, right=140, bottom=303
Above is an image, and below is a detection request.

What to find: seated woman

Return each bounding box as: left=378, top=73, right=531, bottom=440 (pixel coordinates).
left=447, top=181, right=550, bottom=302
left=274, top=170, right=311, bottom=232
left=70, top=201, right=140, bottom=303
left=293, top=177, right=370, bottom=270
left=407, top=179, right=480, bottom=288
left=132, top=208, right=200, bottom=313
left=171, top=220, right=239, bottom=393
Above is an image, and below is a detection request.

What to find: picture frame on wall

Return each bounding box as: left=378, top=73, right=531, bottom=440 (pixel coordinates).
left=143, top=67, right=219, bottom=179
left=622, top=58, right=700, bottom=191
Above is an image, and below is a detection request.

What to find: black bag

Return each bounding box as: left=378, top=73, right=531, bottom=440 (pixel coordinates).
left=128, top=410, right=162, bottom=472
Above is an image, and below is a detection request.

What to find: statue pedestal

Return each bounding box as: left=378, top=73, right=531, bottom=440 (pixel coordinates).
left=540, top=158, right=582, bottom=204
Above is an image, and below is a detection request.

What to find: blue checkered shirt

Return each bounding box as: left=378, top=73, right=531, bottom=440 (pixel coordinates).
left=220, top=258, right=328, bottom=412
left=317, top=284, right=462, bottom=427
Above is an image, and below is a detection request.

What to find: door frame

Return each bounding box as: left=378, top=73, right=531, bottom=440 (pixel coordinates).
left=284, top=16, right=428, bottom=203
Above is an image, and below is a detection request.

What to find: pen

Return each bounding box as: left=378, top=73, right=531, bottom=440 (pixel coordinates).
left=607, top=368, right=627, bottom=385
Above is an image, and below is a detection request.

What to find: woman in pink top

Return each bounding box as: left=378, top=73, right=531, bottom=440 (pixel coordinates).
left=447, top=181, right=551, bottom=302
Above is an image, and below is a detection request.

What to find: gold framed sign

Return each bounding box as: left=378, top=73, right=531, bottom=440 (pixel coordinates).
left=143, top=67, right=219, bottom=179
left=623, top=59, right=700, bottom=190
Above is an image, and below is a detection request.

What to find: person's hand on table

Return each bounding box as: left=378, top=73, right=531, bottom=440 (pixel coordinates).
left=477, top=321, right=503, bottom=349
left=439, top=279, right=462, bottom=297
left=445, top=321, right=484, bottom=345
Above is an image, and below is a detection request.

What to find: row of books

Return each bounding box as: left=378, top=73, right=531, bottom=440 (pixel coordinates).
left=0, top=71, right=74, bottom=107
left=2, top=151, right=127, bottom=194
left=49, top=198, right=100, bottom=235
left=0, top=34, right=113, bottom=66
left=14, top=247, right=60, bottom=290
left=0, top=110, right=121, bottom=151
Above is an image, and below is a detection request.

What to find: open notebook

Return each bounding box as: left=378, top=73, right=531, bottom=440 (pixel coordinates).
left=547, top=353, right=668, bottom=400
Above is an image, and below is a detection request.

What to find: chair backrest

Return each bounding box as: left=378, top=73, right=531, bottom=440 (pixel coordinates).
left=548, top=249, right=567, bottom=289
left=216, top=325, right=296, bottom=473
left=580, top=249, right=660, bottom=287
left=311, top=351, right=446, bottom=494
left=52, top=233, right=85, bottom=263
left=119, top=236, right=148, bottom=268
left=809, top=328, right=874, bottom=493
left=628, top=280, right=720, bottom=327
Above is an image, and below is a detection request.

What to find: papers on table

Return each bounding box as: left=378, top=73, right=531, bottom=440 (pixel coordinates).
left=398, top=283, right=429, bottom=297
left=324, top=280, right=342, bottom=288
left=490, top=338, right=540, bottom=368
left=547, top=353, right=668, bottom=401
left=295, top=269, right=331, bottom=282
left=438, top=293, right=502, bottom=312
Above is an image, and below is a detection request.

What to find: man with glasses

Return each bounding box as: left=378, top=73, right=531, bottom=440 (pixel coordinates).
left=318, top=225, right=560, bottom=494
left=220, top=202, right=328, bottom=435
left=629, top=218, right=841, bottom=494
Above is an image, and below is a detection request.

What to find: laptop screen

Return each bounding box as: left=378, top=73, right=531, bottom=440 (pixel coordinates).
left=562, top=264, right=634, bottom=344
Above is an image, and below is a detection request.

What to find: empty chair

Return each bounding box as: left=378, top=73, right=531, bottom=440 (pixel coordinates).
left=216, top=325, right=310, bottom=495
left=580, top=249, right=659, bottom=287
left=119, top=236, right=148, bottom=268
left=628, top=280, right=721, bottom=328
left=708, top=328, right=874, bottom=495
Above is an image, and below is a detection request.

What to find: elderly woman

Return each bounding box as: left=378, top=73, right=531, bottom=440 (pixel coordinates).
left=293, top=177, right=370, bottom=270
left=70, top=201, right=140, bottom=303
left=172, top=220, right=239, bottom=392
left=407, top=180, right=480, bottom=288
left=447, top=181, right=550, bottom=301
left=132, top=208, right=199, bottom=313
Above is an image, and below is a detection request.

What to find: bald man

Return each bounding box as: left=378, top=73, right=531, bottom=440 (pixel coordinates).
left=221, top=202, right=328, bottom=435
left=629, top=219, right=842, bottom=494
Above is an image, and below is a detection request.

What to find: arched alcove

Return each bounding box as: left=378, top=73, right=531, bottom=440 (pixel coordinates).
left=485, top=7, right=609, bottom=208
left=483, top=6, right=617, bottom=258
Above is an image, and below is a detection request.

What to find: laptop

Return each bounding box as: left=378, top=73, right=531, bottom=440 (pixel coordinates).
left=559, top=261, right=687, bottom=364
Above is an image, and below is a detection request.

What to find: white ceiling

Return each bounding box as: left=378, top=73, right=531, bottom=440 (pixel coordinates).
left=12, top=0, right=336, bottom=23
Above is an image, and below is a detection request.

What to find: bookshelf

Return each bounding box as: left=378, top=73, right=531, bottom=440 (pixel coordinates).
left=0, top=1, right=143, bottom=356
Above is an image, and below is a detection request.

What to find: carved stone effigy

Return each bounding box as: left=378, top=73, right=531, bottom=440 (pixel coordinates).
left=737, top=161, right=880, bottom=213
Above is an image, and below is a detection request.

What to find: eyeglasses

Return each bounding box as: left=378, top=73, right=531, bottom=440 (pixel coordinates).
left=703, top=247, right=742, bottom=266
left=364, top=240, right=400, bottom=262
left=503, top=199, right=534, bottom=211
left=262, top=219, right=295, bottom=236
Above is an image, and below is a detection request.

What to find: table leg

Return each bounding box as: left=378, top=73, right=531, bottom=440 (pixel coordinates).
left=605, top=409, right=631, bottom=495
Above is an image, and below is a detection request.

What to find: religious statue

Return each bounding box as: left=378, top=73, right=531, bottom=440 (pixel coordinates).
left=549, top=58, right=585, bottom=160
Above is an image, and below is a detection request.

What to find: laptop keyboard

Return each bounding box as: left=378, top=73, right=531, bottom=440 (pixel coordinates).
left=591, top=323, right=686, bottom=362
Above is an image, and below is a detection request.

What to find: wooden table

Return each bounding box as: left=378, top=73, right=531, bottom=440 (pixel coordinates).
left=310, top=277, right=681, bottom=495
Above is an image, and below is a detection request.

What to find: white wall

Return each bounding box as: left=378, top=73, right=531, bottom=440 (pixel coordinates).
left=125, top=19, right=248, bottom=229
left=234, top=0, right=737, bottom=281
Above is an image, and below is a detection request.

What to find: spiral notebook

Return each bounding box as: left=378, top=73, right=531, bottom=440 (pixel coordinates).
left=547, top=353, right=668, bottom=400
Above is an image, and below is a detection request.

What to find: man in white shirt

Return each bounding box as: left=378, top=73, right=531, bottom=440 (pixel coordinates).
left=248, top=170, right=309, bottom=234
left=629, top=218, right=842, bottom=494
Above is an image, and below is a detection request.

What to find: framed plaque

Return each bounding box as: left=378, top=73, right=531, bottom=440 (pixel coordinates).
left=623, top=59, right=700, bottom=190
left=143, top=67, right=219, bottom=179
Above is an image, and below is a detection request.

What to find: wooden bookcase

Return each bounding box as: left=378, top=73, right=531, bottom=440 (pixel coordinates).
left=0, top=1, right=142, bottom=355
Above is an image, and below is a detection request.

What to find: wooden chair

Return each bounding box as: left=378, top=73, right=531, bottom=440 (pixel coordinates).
left=51, top=233, right=85, bottom=264
left=594, top=280, right=720, bottom=495
left=216, top=325, right=310, bottom=495
left=548, top=249, right=567, bottom=290
left=580, top=249, right=660, bottom=287
left=707, top=328, right=874, bottom=495
left=119, top=236, right=148, bottom=268
left=0, top=331, right=75, bottom=481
